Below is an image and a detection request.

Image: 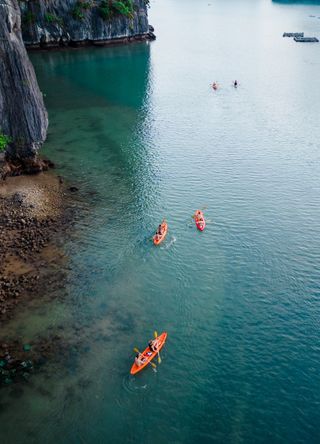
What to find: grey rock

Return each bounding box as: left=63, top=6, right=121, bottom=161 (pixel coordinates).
left=20, top=0, right=150, bottom=48
left=0, top=0, right=48, bottom=162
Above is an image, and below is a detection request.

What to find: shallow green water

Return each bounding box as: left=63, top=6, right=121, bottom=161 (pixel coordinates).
left=2, top=0, right=320, bottom=442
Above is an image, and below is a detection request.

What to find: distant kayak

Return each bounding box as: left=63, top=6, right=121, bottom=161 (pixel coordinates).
left=194, top=210, right=206, bottom=231
left=130, top=332, right=168, bottom=375
left=153, top=220, right=168, bottom=245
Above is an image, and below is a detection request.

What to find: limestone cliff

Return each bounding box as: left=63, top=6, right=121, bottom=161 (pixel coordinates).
left=0, top=0, right=153, bottom=175
left=20, top=0, right=152, bottom=48
left=0, top=0, right=48, bottom=173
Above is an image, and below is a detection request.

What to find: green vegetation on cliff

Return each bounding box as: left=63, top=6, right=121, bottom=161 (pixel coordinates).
left=44, top=13, right=63, bottom=25
left=0, top=133, right=11, bottom=152
left=21, top=0, right=138, bottom=23
left=71, top=0, right=92, bottom=20
left=99, top=0, right=134, bottom=19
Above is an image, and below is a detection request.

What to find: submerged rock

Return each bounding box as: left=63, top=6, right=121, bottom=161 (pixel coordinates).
left=0, top=347, right=34, bottom=386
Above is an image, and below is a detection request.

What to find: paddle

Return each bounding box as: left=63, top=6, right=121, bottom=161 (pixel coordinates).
left=133, top=347, right=157, bottom=369
left=154, top=331, right=162, bottom=364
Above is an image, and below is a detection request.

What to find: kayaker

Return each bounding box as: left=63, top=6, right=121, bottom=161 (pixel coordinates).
left=153, top=220, right=167, bottom=245
left=148, top=339, right=159, bottom=352
left=233, top=80, right=238, bottom=87
left=212, top=82, right=218, bottom=90
left=135, top=353, right=146, bottom=367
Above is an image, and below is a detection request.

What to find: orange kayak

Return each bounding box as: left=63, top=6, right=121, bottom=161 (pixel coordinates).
left=130, top=332, right=168, bottom=375
left=153, top=220, right=168, bottom=246
left=194, top=210, right=206, bottom=231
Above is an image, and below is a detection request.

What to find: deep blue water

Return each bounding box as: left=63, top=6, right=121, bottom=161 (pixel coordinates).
left=1, top=0, right=320, bottom=443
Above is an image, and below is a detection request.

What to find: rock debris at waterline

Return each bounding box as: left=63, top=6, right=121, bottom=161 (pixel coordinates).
left=0, top=173, right=76, bottom=323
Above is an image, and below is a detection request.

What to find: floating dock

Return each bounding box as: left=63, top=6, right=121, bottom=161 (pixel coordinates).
left=294, top=37, right=319, bottom=42
left=283, top=32, right=304, bottom=38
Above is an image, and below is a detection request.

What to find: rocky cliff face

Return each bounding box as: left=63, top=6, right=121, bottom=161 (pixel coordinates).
left=0, top=0, right=48, bottom=173
left=20, top=0, right=151, bottom=48
left=0, top=0, right=152, bottom=175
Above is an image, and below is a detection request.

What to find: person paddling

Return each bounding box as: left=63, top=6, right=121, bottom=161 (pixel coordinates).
left=156, top=220, right=166, bottom=236
left=194, top=209, right=206, bottom=231
left=153, top=220, right=168, bottom=245
left=196, top=214, right=204, bottom=229
left=233, top=80, right=238, bottom=88
left=135, top=353, right=146, bottom=367
left=197, top=217, right=204, bottom=229
left=148, top=339, right=159, bottom=352
left=157, top=224, right=163, bottom=235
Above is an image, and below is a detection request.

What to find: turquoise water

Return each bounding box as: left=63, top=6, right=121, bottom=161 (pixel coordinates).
left=2, top=0, right=320, bottom=442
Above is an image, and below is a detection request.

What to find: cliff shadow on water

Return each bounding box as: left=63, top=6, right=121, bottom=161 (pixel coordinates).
left=30, top=43, right=151, bottom=110
left=30, top=42, right=155, bottom=191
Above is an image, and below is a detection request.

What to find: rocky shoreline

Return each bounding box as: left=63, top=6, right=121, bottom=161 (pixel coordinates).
left=0, top=171, right=78, bottom=386
left=26, top=29, right=156, bottom=50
